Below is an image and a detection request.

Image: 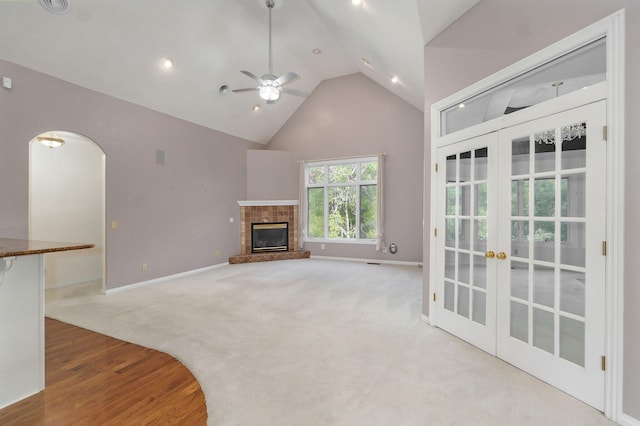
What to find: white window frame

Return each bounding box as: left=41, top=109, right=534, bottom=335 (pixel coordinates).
left=304, top=156, right=378, bottom=244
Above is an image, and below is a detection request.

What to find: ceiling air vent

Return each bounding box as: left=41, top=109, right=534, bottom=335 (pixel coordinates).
left=38, top=0, right=70, bottom=14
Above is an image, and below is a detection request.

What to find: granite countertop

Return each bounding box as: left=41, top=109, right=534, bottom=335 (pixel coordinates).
left=0, top=238, right=95, bottom=258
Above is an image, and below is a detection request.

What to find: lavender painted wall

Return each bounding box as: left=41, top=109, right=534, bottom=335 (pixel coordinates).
left=267, top=73, right=424, bottom=262
left=246, top=150, right=293, bottom=200
left=0, top=59, right=260, bottom=290
left=422, top=0, right=640, bottom=419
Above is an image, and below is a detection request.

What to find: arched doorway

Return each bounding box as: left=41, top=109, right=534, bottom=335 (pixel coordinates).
left=28, top=131, right=106, bottom=295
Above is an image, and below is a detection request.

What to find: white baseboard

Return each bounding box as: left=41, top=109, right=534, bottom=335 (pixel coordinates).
left=106, top=262, right=229, bottom=295
left=105, top=257, right=420, bottom=294
left=310, top=255, right=422, bottom=268
left=45, top=278, right=102, bottom=290
left=621, top=413, right=640, bottom=426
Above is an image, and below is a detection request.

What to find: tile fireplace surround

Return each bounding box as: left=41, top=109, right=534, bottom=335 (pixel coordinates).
left=229, top=200, right=310, bottom=264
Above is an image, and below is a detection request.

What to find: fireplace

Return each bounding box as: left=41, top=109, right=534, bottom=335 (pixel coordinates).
left=230, top=200, right=309, bottom=264
left=252, top=222, right=288, bottom=253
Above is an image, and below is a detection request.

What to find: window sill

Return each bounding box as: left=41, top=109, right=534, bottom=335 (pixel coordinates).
left=305, top=239, right=376, bottom=245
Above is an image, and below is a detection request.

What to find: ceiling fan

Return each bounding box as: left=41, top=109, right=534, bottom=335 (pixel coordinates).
left=232, top=0, right=306, bottom=103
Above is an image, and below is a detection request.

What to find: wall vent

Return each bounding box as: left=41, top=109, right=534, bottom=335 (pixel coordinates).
left=38, top=0, right=70, bottom=14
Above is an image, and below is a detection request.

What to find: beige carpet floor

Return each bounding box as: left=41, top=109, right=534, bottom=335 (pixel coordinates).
left=46, top=259, right=612, bottom=426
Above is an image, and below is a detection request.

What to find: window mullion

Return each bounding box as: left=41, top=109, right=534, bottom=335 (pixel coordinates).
left=356, top=184, right=361, bottom=240
left=324, top=165, right=329, bottom=239
left=355, top=162, right=361, bottom=240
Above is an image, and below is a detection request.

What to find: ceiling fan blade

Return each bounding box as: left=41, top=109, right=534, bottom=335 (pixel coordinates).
left=275, top=71, right=299, bottom=86
left=232, top=88, right=259, bottom=93
left=240, top=70, right=260, bottom=81
left=281, top=88, right=307, bottom=97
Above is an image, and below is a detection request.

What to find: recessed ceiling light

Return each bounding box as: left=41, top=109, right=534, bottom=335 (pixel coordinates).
left=390, top=75, right=400, bottom=84
left=312, top=48, right=322, bottom=55
left=458, top=103, right=465, bottom=109
left=160, top=57, right=174, bottom=70
left=361, top=58, right=371, bottom=67
left=352, top=0, right=364, bottom=6
left=252, top=104, right=261, bottom=112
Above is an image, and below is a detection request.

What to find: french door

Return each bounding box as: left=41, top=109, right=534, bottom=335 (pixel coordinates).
left=435, top=100, right=607, bottom=410
left=435, top=133, right=498, bottom=355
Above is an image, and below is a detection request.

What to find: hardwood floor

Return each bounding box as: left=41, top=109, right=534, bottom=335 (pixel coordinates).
left=0, top=318, right=207, bottom=425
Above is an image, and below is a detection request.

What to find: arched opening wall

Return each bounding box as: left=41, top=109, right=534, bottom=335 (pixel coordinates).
left=29, top=131, right=105, bottom=292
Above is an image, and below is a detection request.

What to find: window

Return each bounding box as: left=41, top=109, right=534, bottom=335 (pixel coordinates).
left=305, top=157, right=378, bottom=242
left=440, top=38, right=605, bottom=136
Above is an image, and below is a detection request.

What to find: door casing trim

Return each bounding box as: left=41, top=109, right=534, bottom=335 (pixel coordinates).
left=428, top=9, right=625, bottom=421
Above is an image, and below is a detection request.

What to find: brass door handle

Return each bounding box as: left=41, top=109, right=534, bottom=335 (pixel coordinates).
left=485, top=251, right=495, bottom=259
left=497, top=252, right=507, bottom=260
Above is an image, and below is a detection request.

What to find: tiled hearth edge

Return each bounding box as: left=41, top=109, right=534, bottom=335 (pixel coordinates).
left=229, top=250, right=310, bottom=264
left=230, top=200, right=310, bottom=264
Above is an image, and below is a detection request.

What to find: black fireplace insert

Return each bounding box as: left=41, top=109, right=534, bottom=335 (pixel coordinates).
left=251, top=222, right=289, bottom=253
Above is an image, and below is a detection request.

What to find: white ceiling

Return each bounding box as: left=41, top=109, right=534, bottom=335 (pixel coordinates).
left=0, top=0, right=479, bottom=144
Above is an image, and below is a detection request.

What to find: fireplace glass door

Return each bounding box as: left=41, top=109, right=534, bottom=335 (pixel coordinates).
left=252, top=222, right=289, bottom=253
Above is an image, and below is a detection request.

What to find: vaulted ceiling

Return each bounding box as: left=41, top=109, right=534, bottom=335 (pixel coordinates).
left=0, top=0, right=479, bottom=144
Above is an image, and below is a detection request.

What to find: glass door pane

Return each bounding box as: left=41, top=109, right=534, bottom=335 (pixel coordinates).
left=443, top=148, right=490, bottom=325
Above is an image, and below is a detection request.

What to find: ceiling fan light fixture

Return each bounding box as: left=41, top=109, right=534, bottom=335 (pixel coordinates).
left=259, top=84, right=280, bottom=101
left=231, top=0, right=306, bottom=102
left=352, top=0, right=364, bottom=6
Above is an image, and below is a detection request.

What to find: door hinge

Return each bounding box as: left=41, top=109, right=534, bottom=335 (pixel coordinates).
left=601, top=355, right=606, bottom=371
left=435, top=163, right=439, bottom=173
left=602, top=241, right=607, bottom=256
left=434, top=228, right=438, bottom=237
left=433, top=292, right=437, bottom=302
left=603, top=125, right=608, bottom=141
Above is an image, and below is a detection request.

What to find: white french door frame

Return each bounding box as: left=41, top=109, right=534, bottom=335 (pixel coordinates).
left=428, top=10, right=625, bottom=422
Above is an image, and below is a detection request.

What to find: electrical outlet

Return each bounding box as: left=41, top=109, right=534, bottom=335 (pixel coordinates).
left=215, top=249, right=221, bottom=256
left=320, top=244, right=325, bottom=250
left=142, top=263, right=148, bottom=271
left=229, top=217, right=234, bottom=223
left=111, top=221, right=117, bottom=229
